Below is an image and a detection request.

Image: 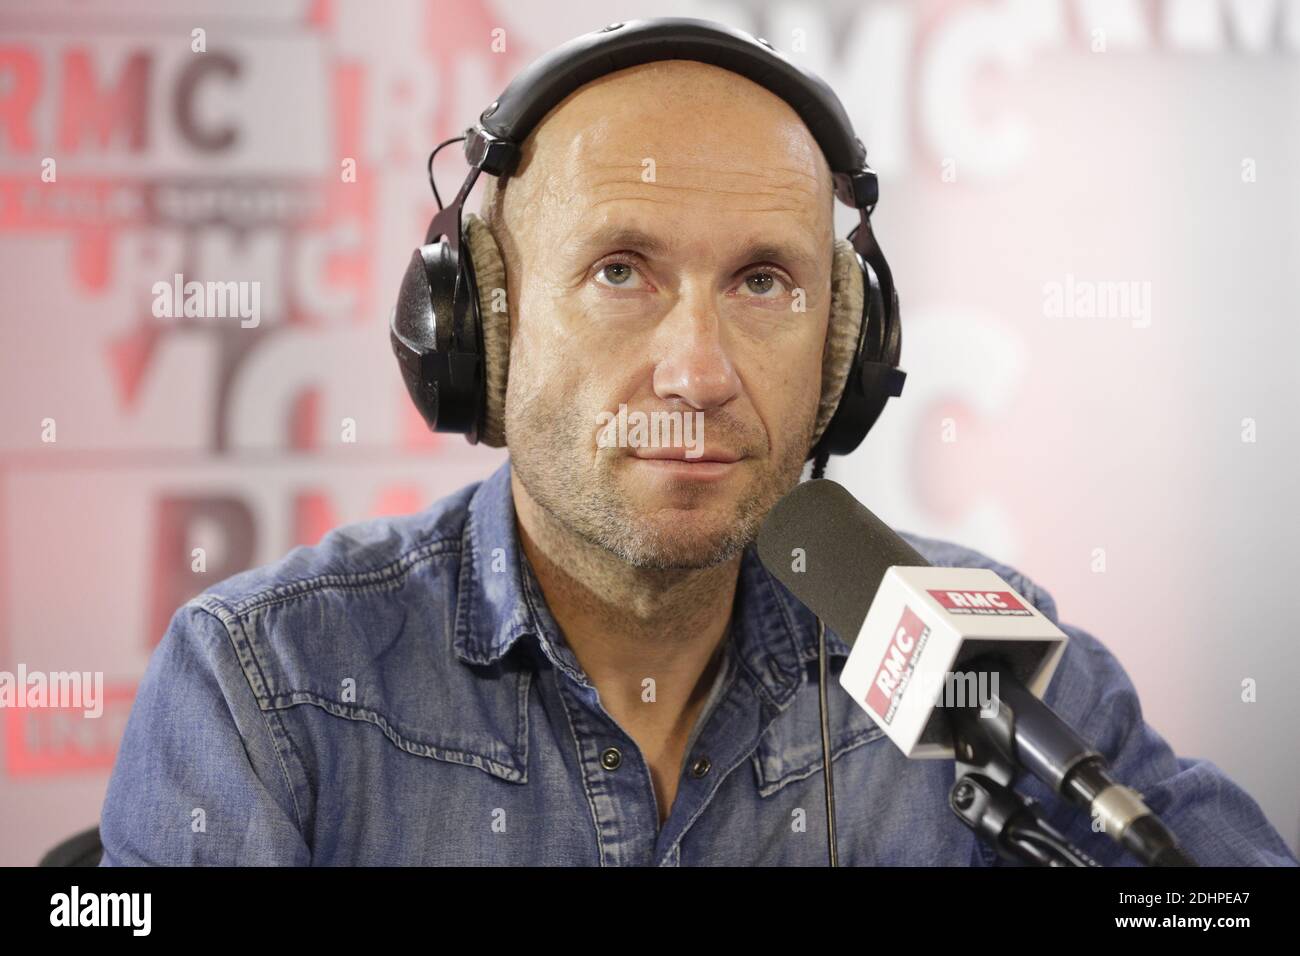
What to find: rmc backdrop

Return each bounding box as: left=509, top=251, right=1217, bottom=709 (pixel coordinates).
left=1, top=0, right=1297, bottom=866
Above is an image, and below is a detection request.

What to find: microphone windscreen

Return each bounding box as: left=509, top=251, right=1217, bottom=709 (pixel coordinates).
left=756, top=479, right=929, bottom=646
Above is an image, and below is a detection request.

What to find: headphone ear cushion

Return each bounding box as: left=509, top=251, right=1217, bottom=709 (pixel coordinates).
left=463, top=213, right=510, bottom=447
left=812, top=238, right=866, bottom=448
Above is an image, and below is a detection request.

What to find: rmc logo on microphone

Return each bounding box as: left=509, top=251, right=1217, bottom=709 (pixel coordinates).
left=864, top=606, right=930, bottom=725
left=927, top=589, right=1033, bottom=616
left=839, top=566, right=1068, bottom=758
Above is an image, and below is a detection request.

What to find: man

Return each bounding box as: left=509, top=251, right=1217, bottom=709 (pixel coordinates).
left=100, top=54, right=1295, bottom=866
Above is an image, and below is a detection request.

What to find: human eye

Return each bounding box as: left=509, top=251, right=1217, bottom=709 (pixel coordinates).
left=733, top=267, right=794, bottom=301
left=592, top=256, right=649, bottom=291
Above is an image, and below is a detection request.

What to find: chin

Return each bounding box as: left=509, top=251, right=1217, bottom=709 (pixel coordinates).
left=605, top=511, right=755, bottom=571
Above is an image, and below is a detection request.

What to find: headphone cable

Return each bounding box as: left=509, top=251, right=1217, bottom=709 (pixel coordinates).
left=810, top=448, right=830, bottom=480
left=426, top=135, right=468, bottom=210
left=817, top=616, right=840, bottom=866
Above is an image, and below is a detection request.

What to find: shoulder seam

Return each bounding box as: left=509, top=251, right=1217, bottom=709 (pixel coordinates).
left=204, top=535, right=462, bottom=619
left=184, top=602, right=308, bottom=835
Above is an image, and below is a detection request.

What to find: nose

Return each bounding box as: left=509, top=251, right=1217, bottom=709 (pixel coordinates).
left=650, top=293, right=741, bottom=411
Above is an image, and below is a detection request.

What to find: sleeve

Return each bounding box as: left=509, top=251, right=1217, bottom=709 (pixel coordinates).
left=98, top=601, right=312, bottom=865
left=1009, top=609, right=1298, bottom=867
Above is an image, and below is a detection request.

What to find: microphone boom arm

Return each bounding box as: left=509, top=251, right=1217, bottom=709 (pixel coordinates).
left=950, top=655, right=1197, bottom=867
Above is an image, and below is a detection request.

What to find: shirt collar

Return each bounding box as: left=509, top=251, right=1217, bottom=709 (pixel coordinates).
left=452, top=459, right=850, bottom=706
left=451, top=461, right=538, bottom=667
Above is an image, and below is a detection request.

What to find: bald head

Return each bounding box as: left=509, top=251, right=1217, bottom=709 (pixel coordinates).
left=480, top=60, right=836, bottom=279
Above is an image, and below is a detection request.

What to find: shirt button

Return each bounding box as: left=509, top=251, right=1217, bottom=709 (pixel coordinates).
left=600, top=747, right=622, bottom=771
left=690, top=756, right=712, bottom=778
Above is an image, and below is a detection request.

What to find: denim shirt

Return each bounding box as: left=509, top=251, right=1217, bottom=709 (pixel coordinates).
left=99, top=461, right=1298, bottom=866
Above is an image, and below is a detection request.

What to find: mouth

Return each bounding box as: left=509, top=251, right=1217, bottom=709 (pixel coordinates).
left=631, top=448, right=743, bottom=464
left=629, top=449, right=745, bottom=481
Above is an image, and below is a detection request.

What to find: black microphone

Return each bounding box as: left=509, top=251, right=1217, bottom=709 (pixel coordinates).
left=757, top=478, right=1195, bottom=867
left=756, top=476, right=928, bottom=644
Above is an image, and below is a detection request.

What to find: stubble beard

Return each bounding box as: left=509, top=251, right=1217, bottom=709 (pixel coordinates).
left=506, top=383, right=815, bottom=571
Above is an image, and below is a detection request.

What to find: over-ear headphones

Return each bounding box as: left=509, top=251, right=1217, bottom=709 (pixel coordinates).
left=390, top=17, right=906, bottom=462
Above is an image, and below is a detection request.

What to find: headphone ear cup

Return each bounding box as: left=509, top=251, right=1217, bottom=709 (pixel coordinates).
left=814, top=245, right=902, bottom=459
left=390, top=212, right=489, bottom=441
left=463, top=213, right=510, bottom=447
left=812, top=238, right=866, bottom=449
left=391, top=237, right=458, bottom=433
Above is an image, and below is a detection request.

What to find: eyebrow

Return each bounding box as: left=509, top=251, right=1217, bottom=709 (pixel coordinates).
left=564, top=224, right=822, bottom=274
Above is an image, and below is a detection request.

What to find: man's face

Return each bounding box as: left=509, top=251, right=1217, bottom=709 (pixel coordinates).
left=500, top=60, right=835, bottom=570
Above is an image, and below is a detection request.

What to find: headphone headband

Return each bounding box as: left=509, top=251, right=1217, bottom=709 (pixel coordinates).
left=463, top=18, right=879, bottom=210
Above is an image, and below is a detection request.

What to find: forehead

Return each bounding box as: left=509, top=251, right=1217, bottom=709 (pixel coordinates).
left=519, top=60, right=834, bottom=234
